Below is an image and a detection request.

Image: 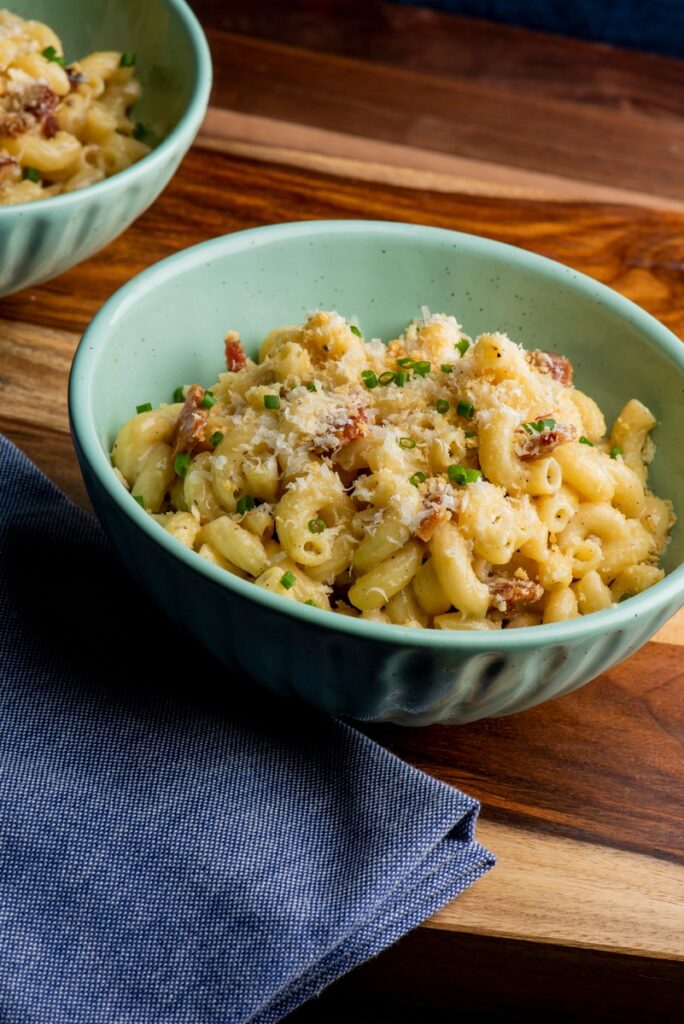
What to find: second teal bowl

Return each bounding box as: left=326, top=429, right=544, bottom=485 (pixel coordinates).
left=0, top=0, right=212, bottom=297
left=69, top=221, right=684, bottom=724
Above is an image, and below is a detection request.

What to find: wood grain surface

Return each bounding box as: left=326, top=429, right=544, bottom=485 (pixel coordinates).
left=2, top=3, right=684, bottom=1016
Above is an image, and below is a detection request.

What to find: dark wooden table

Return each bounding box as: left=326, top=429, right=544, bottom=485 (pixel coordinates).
left=1, top=3, right=683, bottom=1020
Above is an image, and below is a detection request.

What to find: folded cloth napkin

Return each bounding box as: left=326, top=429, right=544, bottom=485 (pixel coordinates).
left=0, top=434, right=494, bottom=1024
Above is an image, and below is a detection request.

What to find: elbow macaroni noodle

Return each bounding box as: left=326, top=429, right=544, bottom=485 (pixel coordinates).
left=111, top=308, right=676, bottom=629
left=0, top=10, right=149, bottom=204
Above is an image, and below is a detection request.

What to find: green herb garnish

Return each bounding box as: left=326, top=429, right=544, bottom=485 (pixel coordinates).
left=456, top=338, right=470, bottom=356
left=394, top=371, right=408, bottom=387
left=448, top=464, right=482, bottom=485
left=522, top=417, right=556, bottom=435
left=435, top=399, right=449, bottom=414
left=199, top=391, right=217, bottom=409
left=361, top=370, right=378, bottom=389
left=441, top=363, right=454, bottom=374
left=120, top=52, right=136, bottom=67
left=173, top=386, right=185, bottom=403
left=398, top=437, right=416, bottom=449
left=307, top=518, right=327, bottom=533
left=210, top=431, right=224, bottom=448
left=305, top=381, right=317, bottom=392
left=136, top=402, right=152, bottom=413
left=174, top=452, right=191, bottom=478
left=264, top=394, right=281, bottom=410
left=457, top=400, right=474, bottom=419
left=610, top=444, right=623, bottom=459
left=132, top=494, right=145, bottom=508
left=280, top=571, right=296, bottom=590
left=412, top=360, right=431, bottom=378
left=378, top=371, right=396, bottom=386
left=579, top=436, right=594, bottom=446
left=42, top=46, right=65, bottom=67
left=396, top=357, right=416, bottom=369
left=409, top=471, right=426, bottom=487
left=237, top=495, right=256, bottom=514
left=22, top=166, right=40, bottom=183
left=349, top=324, right=362, bottom=337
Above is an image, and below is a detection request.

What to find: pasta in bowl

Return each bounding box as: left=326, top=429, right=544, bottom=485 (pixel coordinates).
left=0, top=0, right=211, bottom=295
left=110, top=310, right=674, bottom=630
left=70, top=220, right=684, bottom=724
left=0, top=9, right=149, bottom=203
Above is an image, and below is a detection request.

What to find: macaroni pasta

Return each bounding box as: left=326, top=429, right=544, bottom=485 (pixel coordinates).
left=0, top=9, right=148, bottom=204
left=111, top=309, right=675, bottom=629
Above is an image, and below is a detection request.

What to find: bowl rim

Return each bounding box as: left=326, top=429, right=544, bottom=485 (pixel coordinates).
left=69, top=219, right=684, bottom=649
left=0, top=0, right=212, bottom=215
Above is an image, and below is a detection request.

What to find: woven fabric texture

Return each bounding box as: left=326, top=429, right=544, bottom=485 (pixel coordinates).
left=0, top=435, right=494, bottom=1023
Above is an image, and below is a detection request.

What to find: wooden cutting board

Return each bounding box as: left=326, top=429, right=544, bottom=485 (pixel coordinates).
left=1, top=3, right=683, bottom=1019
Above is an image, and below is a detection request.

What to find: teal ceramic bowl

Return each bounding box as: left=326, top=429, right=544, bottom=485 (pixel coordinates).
left=0, top=0, right=211, bottom=297
left=69, top=221, right=684, bottom=725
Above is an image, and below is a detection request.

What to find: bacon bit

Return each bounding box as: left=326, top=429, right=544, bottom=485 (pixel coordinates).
left=24, top=84, right=59, bottom=121
left=42, top=113, right=58, bottom=139
left=66, top=66, right=87, bottom=87
left=527, top=349, right=573, bottom=387
left=0, top=84, right=59, bottom=137
left=313, top=407, right=368, bottom=457
left=172, top=384, right=210, bottom=457
left=488, top=575, right=544, bottom=613
left=224, top=331, right=247, bottom=372
left=0, top=155, right=19, bottom=184
left=517, top=421, right=576, bottom=461
left=416, top=496, right=451, bottom=542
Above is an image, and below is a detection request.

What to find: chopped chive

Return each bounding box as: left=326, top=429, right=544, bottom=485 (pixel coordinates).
left=435, top=398, right=449, bottom=414
left=457, top=399, right=474, bottom=418
left=133, top=122, right=147, bottom=141
left=199, top=391, right=217, bottom=409
left=264, top=394, right=281, bottom=410
left=132, top=494, right=145, bottom=507
left=120, top=52, right=136, bottom=67
left=456, top=338, right=470, bottom=356
left=22, top=166, right=40, bottom=183
left=398, top=436, right=416, bottom=449
left=522, top=417, right=556, bottom=435
left=618, top=593, right=632, bottom=603
left=448, top=464, right=482, bottom=485
left=236, top=494, right=256, bottom=514
left=396, top=357, right=416, bottom=369
left=409, top=471, right=426, bottom=487
left=465, top=430, right=477, bottom=438
left=280, top=570, right=296, bottom=590
left=305, top=381, right=317, bottom=392
left=441, top=363, right=454, bottom=374
left=42, top=45, right=66, bottom=67
left=378, top=371, right=396, bottom=386
left=210, top=430, right=224, bottom=448
left=362, top=371, right=378, bottom=389
left=413, top=360, right=431, bottom=378
left=174, top=452, right=191, bottom=478
left=579, top=435, right=594, bottom=446
left=349, top=324, right=363, bottom=337
left=610, top=444, right=623, bottom=459
left=304, top=599, right=317, bottom=607
left=136, top=402, right=152, bottom=413
left=307, top=518, right=327, bottom=533
left=173, top=386, right=185, bottom=403
left=361, top=369, right=375, bottom=377
left=394, top=370, right=408, bottom=387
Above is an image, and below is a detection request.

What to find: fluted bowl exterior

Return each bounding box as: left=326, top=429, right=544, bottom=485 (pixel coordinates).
left=69, top=221, right=684, bottom=725
left=0, top=0, right=211, bottom=297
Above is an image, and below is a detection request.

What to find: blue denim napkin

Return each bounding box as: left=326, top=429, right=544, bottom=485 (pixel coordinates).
left=0, top=434, right=494, bottom=1024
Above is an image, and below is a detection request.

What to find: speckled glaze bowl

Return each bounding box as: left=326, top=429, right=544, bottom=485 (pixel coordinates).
left=0, top=0, right=211, bottom=297
left=69, top=221, right=684, bottom=725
